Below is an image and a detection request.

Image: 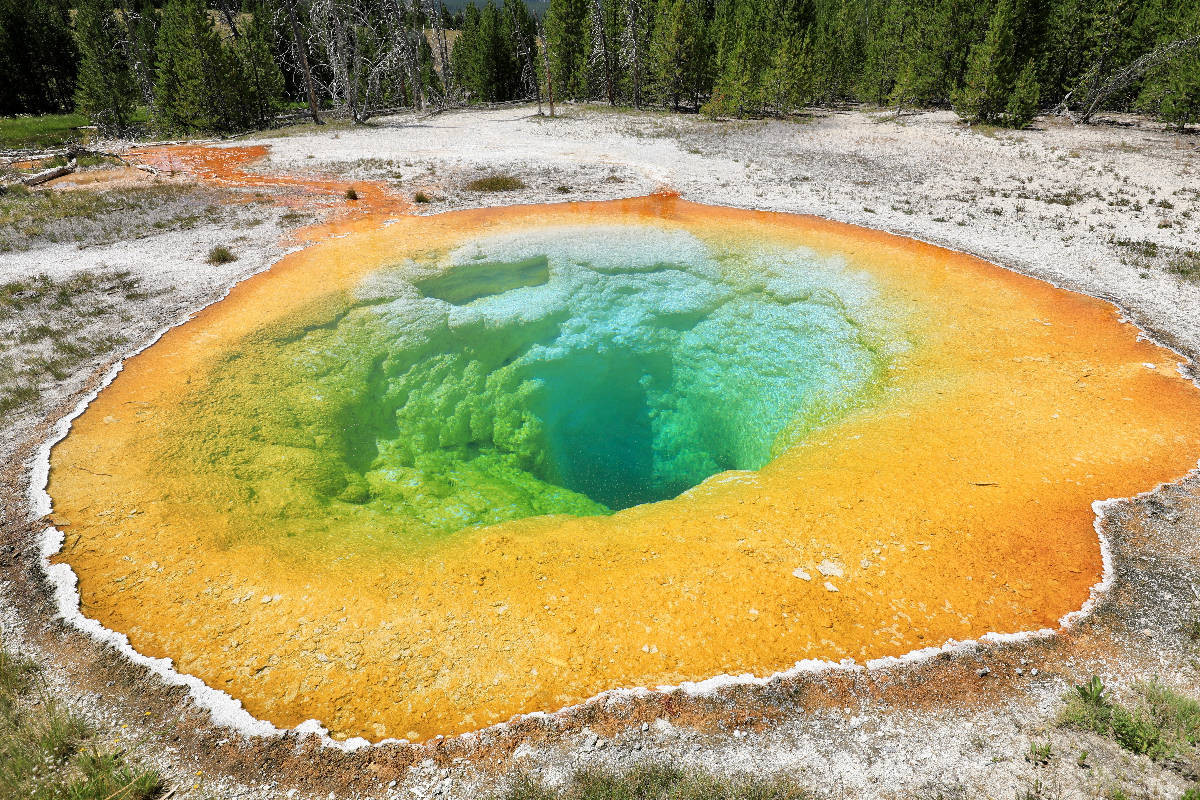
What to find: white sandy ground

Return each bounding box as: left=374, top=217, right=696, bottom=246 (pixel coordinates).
left=2, top=106, right=1200, bottom=799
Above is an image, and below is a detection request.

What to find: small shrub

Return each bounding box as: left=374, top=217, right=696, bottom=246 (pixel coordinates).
left=1077, top=676, right=1108, bottom=707
left=414, top=191, right=432, bottom=204
left=344, top=187, right=359, bottom=201
left=1027, top=741, right=1053, bottom=766
left=207, top=245, right=237, bottom=265
left=466, top=174, right=526, bottom=192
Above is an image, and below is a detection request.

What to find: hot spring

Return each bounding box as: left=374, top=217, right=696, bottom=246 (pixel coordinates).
left=236, top=226, right=889, bottom=532
left=46, top=196, right=1200, bottom=742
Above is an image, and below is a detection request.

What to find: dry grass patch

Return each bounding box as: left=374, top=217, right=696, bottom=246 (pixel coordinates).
left=0, top=270, right=156, bottom=416
left=466, top=174, right=526, bottom=192
left=497, top=763, right=815, bottom=800
left=0, top=183, right=234, bottom=252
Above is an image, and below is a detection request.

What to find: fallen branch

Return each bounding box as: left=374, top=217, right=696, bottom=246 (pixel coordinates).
left=21, top=158, right=76, bottom=186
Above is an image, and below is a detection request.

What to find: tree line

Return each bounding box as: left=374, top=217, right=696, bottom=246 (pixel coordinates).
left=1, top=0, right=1197, bottom=135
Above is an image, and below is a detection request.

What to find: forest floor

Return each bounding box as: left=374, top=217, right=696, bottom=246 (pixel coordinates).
left=1, top=104, right=1199, bottom=799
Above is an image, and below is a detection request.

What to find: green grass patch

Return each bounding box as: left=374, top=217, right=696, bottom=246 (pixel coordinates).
left=1060, top=677, right=1200, bottom=769
left=466, top=174, right=526, bottom=192
left=0, top=114, right=89, bottom=150
left=206, top=245, right=237, bottom=265
left=1111, top=238, right=1200, bottom=283
left=1168, top=250, right=1200, bottom=282
left=496, top=763, right=814, bottom=800
left=0, top=643, right=162, bottom=800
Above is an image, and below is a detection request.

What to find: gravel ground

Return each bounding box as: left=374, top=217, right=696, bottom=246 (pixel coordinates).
left=1, top=106, right=1199, bottom=800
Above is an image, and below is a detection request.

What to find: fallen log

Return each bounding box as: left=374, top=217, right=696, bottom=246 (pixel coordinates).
left=22, top=158, right=76, bottom=186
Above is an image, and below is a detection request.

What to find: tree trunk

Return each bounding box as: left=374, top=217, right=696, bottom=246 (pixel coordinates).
left=216, top=0, right=241, bottom=39
left=625, top=0, right=641, bottom=109
left=23, top=159, right=76, bottom=186
left=423, top=0, right=452, bottom=104
left=592, top=0, right=615, bottom=105
left=286, top=0, right=323, bottom=123
left=540, top=22, right=555, bottom=116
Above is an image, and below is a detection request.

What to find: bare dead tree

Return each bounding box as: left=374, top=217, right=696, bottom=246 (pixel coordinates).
left=521, top=28, right=541, bottom=111
left=386, top=0, right=425, bottom=110
left=283, top=0, right=324, bottom=123
left=310, top=0, right=407, bottom=121
left=307, top=0, right=429, bottom=121
left=422, top=0, right=452, bottom=106
left=505, top=0, right=540, bottom=107
left=1056, top=35, right=1200, bottom=123
left=621, top=0, right=643, bottom=108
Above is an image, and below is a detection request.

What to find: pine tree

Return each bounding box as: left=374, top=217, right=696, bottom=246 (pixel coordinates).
left=229, top=1, right=284, bottom=129
left=704, top=22, right=761, bottom=117
left=649, top=0, right=706, bottom=109
left=1155, top=52, right=1200, bottom=128
left=1138, top=1, right=1200, bottom=127
left=809, top=0, right=868, bottom=103
left=703, top=0, right=765, bottom=117
left=452, top=3, right=484, bottom=97
left=546, top=0, right=590, bottom=99
left=0, top=0, right=78, bottom=115
left=954, top=0, right=1020, bottom=123
left=450, top=0, right=536, bottom=102
left=764, top=0, right=815, bottom=113
left=153, top=0, right=229, bottom=131
left=1004, top=57, right=1040, bottom=127
left=74, top=0, right=139, bottom=132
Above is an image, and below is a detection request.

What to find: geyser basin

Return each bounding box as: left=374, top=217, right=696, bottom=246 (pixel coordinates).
left=47, top=196, right=1200, bottom=742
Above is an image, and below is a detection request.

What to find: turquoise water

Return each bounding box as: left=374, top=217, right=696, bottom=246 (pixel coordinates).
left=201, top=226, right=892, bottom=535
